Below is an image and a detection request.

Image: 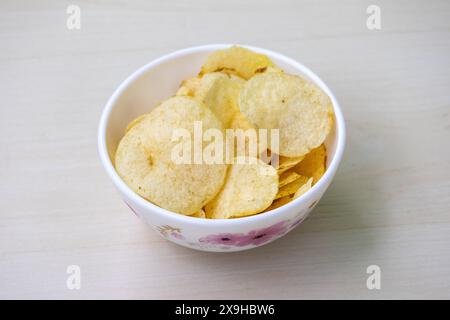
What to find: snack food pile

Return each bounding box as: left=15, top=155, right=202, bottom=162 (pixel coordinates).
left=115, top=46, right=334, bottom=219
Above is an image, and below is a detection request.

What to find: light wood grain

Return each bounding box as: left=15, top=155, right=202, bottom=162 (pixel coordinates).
left=1, top=0, right=449, bottom=299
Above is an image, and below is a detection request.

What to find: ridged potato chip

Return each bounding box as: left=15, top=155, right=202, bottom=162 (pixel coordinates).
left=293, top=144, right=327, bottom=185
left=205, top=158, right=278, bottom=219
left=239, top=72, right=333, bottom=157
left=115, top=96, right=227, bottom=215
left=200, top=46, right=274, bottom=80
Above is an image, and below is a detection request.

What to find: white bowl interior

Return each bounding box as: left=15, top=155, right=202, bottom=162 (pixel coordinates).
left=104, top=46, right=339, bottom=175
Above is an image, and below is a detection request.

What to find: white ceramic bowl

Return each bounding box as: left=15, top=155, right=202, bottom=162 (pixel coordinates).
left=98, top=44, right=345, bottom=252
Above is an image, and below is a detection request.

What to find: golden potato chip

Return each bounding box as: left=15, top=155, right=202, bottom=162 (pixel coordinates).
left=194, top=72, right=243, bottom=128
left=239, top=72, right=334, bottom=157
left=205, top=158, right=278, bottom=219
left=279, top=93, right=333, bottom=157
left=277, top=166, right=293, bottom=175
left=190, top=209, right=206, bottom=218
left=125, top=114, right=148, bottom=133
left=279, top=171, right=301, bottom=188
left=293, top=177, right=313, bottom=199
left=293, top=144, right=326, bottom=185
left=116, top=47, right=332, bottom=219
left=261, top=174, right=312, bottom=213
left=239, top=73, right=303, bottom=128
left=194, top=73, right=226, bottom=98
left=264, top=196, right=292, bottom=212
left=200, top=46, right=274, bottom=80
left=176, top=77, right=201, bottom=96
left=176, top=86, right=191, bottom=96
left=228, top=73, right=247, bottom=85
left=115, top=96, right=227, bottom=215
left=227, top=112, right=269, bottom=161
left=274, top=154, right=305, bottom=174
left=275, top=174, right=309, bottom=199
left=262, top=66, right=284, bottom=74
left=259, top=148, right=271, bottom=164
left=229, top=112, right=255, bottom=130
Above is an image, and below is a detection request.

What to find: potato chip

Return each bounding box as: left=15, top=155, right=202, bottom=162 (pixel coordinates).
left=176, top=77, right=201, bottom=96
left=239, top=72, right=333, bottom=157
left=194, top=72, right=243, bottom=128
left=277, top=166, right=294, bottom=175
left=262, top=66, right=284, bottom=74
left=176, top=86, right=191, bottom=96
left=260, top=148, right=271, bottom=164
left=229, top=111, right=255, bottom=130
left=115, top=96, right=227, bottom=215
left=228, top=112, right=269, bottom=160
left=278, top=93, right=333, bottom=157
left=190, top=209, right=206, bottom=218
left=293, top=177, right=313, bottom=199
left=200, top=46, right=274, bottom=80
left=116, top=46, right=332, bottom=219
left=279, top=171, right=301, bottom=188
left=273, top=154, right=305, bottom=174
left=275, top=174, right=309, bottom=199
left=125, top=114, right=148, bottom=133
left=205, top=158, right=278, bottom=219
left=265, top=176, right=312, bottom=212
left=264, top=196, right=292, bottom=212
left=194, top=73, right=226, bottom=98
left=228, top=73, right=247, bottom=85
left=293, top=144, right=326, bottom=184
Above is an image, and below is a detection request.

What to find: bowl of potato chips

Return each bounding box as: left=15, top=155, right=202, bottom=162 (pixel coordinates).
left=98, top=44, right=345, bottom=252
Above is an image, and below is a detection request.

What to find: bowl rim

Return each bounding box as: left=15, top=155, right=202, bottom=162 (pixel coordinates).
left=98, top=43, right=346, bottom=226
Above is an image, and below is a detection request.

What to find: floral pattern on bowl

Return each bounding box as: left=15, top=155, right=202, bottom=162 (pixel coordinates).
left=199, top=220, right=290, bottom=247
left=157, top=225, right=185, bottom=240
left=154, top=210, right=311, bottom=250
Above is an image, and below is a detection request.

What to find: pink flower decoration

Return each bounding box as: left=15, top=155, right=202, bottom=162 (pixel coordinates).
left=199, top=221, right=290, bottom=247
left=236, top=221, right=289, bottom=246
left=199, top=233, right=246, bottom=246
left=170, top=232, right=185, bottom=240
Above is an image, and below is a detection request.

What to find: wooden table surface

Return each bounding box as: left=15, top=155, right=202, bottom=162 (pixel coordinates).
left=1, top=0, right=449, bottom=299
